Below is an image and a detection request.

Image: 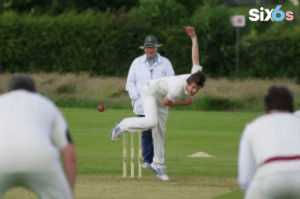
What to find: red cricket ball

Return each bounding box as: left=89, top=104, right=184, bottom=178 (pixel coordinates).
left=97, top=104, right=105, bottom=112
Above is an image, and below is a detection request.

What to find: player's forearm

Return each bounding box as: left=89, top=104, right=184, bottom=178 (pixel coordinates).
left=172, top=100, right=192, bottom=106
left=163, top=96, right=192, bottom=106
left=62, top=144, right=77, bottom=192
left=64, top=160, right=76, bottom=192
left=164, top=100, right=191, bottom=107
left=191, top=37, right=199, bottom=66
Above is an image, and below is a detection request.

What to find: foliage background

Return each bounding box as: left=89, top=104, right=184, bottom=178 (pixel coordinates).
left=0, top=0, right=299, bottom=79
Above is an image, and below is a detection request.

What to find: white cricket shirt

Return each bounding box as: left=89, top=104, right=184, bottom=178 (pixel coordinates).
left=238, top=112, right=300, bottom=192
left=147, top=65, right=202, bottom=103
left=0, top=90, right=69, bottom=173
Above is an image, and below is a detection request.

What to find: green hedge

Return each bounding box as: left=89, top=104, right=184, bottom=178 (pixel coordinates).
left=3, top=0, right=138, bottom=15
left=0, top=11, right=152, bottom=75
left=0, top=10, right=236, bottom=77
left=0, top=9, right=299, bottom=79
left=241, top=29, right=300, bottom=79
left=53, top=98, right=132, bottom=110
left=134, top=0, right=188, bottom=27
left=190, top=6, right=236, bottom=77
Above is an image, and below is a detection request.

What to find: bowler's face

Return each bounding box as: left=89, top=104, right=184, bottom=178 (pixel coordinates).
left=186, top=82, right=201, bottom=97
left=144, top=47, right=157, bottom=60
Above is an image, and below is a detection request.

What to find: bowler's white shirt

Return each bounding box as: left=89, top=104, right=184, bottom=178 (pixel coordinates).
left=238, top=112, right=300, bottom=192
left=148, top=65, right=202, bottom=103
left=126, top=53, right=174, bottom=115
left=0, top=90, right=69, bottom=172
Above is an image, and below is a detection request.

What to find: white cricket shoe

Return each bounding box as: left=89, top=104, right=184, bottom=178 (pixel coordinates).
left=149, top=163, right=169, bottom=181
left=142, top=162, right=151, bottom=169
left=110, top=120, right=123, bottom=141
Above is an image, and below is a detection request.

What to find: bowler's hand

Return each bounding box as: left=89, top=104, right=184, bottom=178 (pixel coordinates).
left=184, top=26, right=196, bottom=39
left=185, top=97, right=193, bottom=105
left=162, top=96, right=193, bottom=107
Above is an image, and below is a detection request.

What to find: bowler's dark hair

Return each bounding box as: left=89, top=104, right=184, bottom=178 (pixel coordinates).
left=264, top=86, right=294, bottom=113
left=186, top=71, right=206, bottom=87
left=8, top=74, right=37, bottom=92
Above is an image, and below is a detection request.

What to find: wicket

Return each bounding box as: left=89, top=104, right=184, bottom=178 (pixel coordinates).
left=123, top=131, right=142, bottom=178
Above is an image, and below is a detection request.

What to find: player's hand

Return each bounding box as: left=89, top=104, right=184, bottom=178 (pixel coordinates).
left=184, top=26, right=196, bottom=39
left=185, top=97, right=193, bottom=105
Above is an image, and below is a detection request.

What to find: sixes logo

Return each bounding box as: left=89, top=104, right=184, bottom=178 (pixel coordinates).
left=249, top=5, right=294, bottom=21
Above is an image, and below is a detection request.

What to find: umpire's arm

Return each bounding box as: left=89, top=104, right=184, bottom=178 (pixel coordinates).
left=52, top=109, right=77, bottom=193
left=126, top=60, right=140, bottom=101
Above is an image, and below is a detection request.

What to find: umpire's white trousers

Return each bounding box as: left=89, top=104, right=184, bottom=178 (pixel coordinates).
left=245, top=161, right=300, bottom=199
left=120, top=85, right=168, bottom=165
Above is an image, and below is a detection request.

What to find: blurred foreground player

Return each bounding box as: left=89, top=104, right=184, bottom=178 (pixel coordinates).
left=295, top=109, right=300, bottom=117
left=238, top=86, right=300, bottom=199
left=0, top=74, right=77, bottom=198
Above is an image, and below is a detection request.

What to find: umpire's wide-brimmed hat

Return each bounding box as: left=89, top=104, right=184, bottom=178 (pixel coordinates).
left=139, top=35, right=162, bottom=49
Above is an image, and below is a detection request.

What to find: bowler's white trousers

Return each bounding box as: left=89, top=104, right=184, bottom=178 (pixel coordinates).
left=245, top=161, right=300, bottom=199
left=120, top=85, right=168, bottom=165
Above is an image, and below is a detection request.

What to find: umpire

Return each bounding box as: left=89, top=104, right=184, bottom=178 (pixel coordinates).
left=0, top=74, right=77, bottom=198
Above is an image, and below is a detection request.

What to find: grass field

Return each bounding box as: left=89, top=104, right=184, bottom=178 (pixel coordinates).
left=64, top=108, right=260, bottom=176
left=4, top=108, right=262, bottom=199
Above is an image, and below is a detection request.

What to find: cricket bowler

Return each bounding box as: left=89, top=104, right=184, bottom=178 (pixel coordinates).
left=110, top=26, right=206, bottom=181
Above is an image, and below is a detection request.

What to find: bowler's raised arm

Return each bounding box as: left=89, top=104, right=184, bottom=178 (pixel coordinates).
left=184, top=26, right=199, bottom=66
